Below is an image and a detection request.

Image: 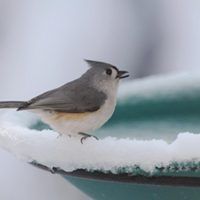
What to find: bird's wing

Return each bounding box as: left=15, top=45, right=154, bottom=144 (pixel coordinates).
left=18, top=83, right=107, bottom=113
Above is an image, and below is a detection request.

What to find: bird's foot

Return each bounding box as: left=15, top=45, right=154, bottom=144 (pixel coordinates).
left=50, top=167, right=59, bottom=174
left=78, top=132, right=99, bottom=144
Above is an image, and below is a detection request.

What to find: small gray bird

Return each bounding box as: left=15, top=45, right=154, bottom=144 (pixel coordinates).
left=0, top=60, right=129, bottom=143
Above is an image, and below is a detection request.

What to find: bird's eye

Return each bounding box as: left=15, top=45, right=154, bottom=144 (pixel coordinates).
left=106, top=68, right=112, bottom=76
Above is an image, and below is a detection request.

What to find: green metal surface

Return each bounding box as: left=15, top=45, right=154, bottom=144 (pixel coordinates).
left=65, top=175, right=200, bottom=200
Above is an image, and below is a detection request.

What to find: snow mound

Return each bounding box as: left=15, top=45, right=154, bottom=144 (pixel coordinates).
left=119, top=72, right=200, bottom=102
left=0, top=111, right=200, bottom=174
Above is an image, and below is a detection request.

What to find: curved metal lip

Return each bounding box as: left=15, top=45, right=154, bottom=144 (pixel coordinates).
left=30, top=162, right=200, bottom=187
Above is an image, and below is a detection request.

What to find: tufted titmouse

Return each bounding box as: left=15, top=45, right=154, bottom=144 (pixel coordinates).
left=0, top=60, right=129, bottom=143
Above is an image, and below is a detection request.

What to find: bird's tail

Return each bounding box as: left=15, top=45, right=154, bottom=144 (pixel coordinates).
left=0, top=101, right=26, bottom=109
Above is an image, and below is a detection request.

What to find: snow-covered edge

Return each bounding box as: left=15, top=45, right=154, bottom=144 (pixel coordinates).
left=0, top=120, right=199, bottom=174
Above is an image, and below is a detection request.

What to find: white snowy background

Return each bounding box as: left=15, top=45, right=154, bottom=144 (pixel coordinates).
left=1, top=0, right=200, bottom=199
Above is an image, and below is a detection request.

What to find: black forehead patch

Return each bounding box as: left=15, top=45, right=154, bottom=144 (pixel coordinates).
left=85, top=59, right=119, bottom=72
left=111, top=65, right=119, bottom=72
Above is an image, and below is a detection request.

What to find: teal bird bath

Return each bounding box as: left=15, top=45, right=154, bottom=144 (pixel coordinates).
left=30, top=73, right=200, bottom=200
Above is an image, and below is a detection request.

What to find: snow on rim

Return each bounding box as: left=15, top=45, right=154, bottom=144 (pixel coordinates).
left=0, top=111, right=199, bottom=174
left=118, top=71, right=200, bottom=102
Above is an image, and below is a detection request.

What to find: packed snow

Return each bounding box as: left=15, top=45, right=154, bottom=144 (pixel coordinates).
left=0, top=110, right=199, bottom=174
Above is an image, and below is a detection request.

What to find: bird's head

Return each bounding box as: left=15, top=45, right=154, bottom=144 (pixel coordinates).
left=83, top=60, right=129, bottom=93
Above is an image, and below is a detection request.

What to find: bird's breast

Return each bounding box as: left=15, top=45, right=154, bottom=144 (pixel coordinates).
left=35, top=95, right=117, bottom=135
left=53, top=112, right=91, bottom=121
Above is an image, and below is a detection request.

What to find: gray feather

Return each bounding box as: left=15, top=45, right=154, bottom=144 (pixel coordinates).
left=18, top=78, right=107, bottom=113
left=85, top=59, right=117, bottom=71
left=0, top=101, right=26, bottom=109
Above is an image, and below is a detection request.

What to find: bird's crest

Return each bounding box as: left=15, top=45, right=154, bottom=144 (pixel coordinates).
left=84, top=59, right=118, bottom=71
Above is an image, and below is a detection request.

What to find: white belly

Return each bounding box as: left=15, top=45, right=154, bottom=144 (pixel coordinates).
left=35, top=97, right=116, bottom=136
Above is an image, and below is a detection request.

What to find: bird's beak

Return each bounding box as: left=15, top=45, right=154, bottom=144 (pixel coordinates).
left=117, top=70, right=129, bottom=79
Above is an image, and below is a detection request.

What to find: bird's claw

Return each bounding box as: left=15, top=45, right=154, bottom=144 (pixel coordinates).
left=50, top=167, right=59, bottom=174
left=80, top=135, right=99, bottom=144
